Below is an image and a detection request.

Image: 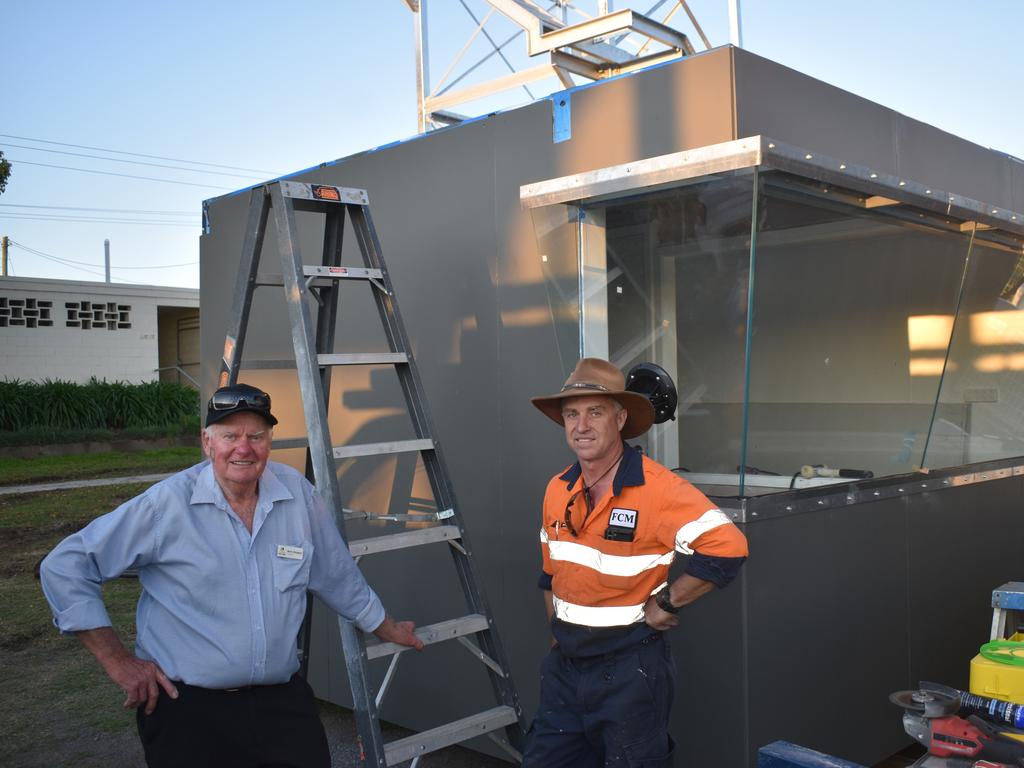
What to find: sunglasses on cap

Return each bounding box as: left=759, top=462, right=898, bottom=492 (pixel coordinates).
left=209, top=389, right=272, bottom=411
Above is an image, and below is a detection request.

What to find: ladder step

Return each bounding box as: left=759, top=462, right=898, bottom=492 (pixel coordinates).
left=271, top=437, right=308, bottom=450
left=348, top=525, right=462, bottom=557
left=239, top=359, right=296, bottom=370
left=254, top=267, right=383, bottom=288
left=365, top=614, right=489, bottom=660
left=317, top=352, right=408, bottom=366
left=333, top=438, right=433, bottom=460
left=302, top=265, right=383, bottom=280
left=279, top=179, right=368, bottom=205
left=384, top=706, right=519, bottom=766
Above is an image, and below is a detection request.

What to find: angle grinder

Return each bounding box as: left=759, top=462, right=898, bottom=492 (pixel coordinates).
left=891, top=686, right=1024, bottom=766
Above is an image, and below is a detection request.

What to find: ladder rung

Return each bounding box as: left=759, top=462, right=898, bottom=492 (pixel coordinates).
left=365, top=614, right=489, bottom=660
left=271, top=437, right=309, bottom=450
left=302, top=265, right=383, bottom=280
left=254, top=268, right=383, bottom=288
left=348, top=525, right=461, bottom=557
left=317, top=353, right=408, bottom=366
left=239, top=359, right=296, bottom=370
left=384, top=706, right=519, bottom=766
left=279, top=179, right=368, bottom=205
left=333, top=439, right=433, bottom=460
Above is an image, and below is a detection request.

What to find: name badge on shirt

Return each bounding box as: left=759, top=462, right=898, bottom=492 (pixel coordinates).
left=276, top=544, right=304, bottom=560
left=605, top=508, right=638, bottom=542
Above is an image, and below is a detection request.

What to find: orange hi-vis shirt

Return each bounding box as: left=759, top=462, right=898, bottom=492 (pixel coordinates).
left=540, top=445, right=748, bottom=632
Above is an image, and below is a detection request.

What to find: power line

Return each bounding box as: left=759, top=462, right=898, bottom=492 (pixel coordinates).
left=8, top=239, right=197, bottom=269
left=7, top=159, right=234, bottom=190
left=0, top=213, right=198, bottom=227
left=8, top=239, right=147, bottom=283
left=0, top=203, right=194, bottom=215
left=0, top=142, right=268, bottom=180
left=0, top=133, right=282, bottom=176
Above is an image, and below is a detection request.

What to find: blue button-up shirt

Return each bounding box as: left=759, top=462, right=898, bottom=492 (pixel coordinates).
left=40, top=460, right=385, bottom=688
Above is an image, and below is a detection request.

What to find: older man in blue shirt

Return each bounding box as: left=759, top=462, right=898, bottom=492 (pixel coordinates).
left=40, top=383, right=423, bottom=768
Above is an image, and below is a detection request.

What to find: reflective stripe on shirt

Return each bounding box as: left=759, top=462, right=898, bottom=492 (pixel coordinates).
left=547, top=539, right=676, bottom=577
left=673, top=508, right=734, bottom=554
left=552, top=590, right=658, bottom=627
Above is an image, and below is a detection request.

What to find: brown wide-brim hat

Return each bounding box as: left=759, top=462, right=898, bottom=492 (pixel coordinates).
left=531, top=358, right=655, bottom=439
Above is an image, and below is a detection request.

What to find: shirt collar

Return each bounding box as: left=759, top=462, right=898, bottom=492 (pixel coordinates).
left=558, top=442, right=646, bottom=495
left=190, top=461, right=295, bottom=510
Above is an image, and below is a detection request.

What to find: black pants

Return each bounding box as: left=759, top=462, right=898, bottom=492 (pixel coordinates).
left=136, top=674, right=330, bottom=768
left=522, top=633, right=675, bottom=767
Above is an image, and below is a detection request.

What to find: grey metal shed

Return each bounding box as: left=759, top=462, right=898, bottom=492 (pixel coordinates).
left=200, top=46, right=1024, bottom=766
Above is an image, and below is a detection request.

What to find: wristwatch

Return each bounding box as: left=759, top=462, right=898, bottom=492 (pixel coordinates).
left=655, top=587, right=680, bottom=614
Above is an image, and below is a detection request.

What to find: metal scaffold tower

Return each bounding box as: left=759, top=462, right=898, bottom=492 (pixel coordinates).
left=401, top=0, right=719, bottom=132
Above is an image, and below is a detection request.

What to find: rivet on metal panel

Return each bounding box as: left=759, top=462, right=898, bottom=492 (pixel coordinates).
left=552, top=93, right=572, bottom=144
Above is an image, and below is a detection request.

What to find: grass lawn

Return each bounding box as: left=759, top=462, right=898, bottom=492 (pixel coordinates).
left=0, top=483, right=149, bottom=768
left=0, top=446, right=202, bottom=486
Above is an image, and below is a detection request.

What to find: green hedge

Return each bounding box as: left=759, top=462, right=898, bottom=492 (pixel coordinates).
left=0, top=379, right=200, bottom=433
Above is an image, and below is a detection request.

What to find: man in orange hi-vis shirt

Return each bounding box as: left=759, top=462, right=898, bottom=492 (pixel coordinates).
left=522, top=358, right=748, bottom=767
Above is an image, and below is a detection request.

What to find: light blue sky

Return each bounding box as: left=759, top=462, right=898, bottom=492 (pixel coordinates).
left=2, top=1, right=1021, bottom=289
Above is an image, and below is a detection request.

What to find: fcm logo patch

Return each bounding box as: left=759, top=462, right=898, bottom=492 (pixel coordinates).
left=608, top=508, right=638, bottom=529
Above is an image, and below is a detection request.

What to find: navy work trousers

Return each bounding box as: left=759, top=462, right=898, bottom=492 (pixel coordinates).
left=522, top=632, right=675, bottom=768
left=136, top=674, right=330, bottom=768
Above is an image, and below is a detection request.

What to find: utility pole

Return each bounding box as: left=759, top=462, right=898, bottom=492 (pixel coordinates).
left=1, top=236, right=8, bottom=276
left=104, top=238, right=110, bottom=283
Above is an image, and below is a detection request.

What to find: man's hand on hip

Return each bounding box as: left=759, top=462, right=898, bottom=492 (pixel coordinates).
left=643, top=597, right=680, bottom=631
left=372, top=616, right=425, bottom=651
left=76, top=627, right=178, bottom=714
left=108, top=653, right=179, bottom=714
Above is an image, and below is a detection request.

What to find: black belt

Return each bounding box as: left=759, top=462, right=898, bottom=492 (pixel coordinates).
left=175, top=674, right=297, bottom=694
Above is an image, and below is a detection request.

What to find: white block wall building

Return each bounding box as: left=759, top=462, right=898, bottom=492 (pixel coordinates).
left=0, top=276, right=199, bottom=385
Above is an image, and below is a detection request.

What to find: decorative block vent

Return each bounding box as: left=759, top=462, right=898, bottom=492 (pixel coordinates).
left=65, top=300, right=132, bottom=330
left=0, top=296, right=55, bottom=328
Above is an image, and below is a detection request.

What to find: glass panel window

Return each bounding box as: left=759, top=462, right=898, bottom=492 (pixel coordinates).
left=924, top=227, right=1024, bottom=467
left=526, top=157, right=1024, bottom=497
left=578, top=172, right=757, bottom=479
left=744, top=172, right=974, bottom=490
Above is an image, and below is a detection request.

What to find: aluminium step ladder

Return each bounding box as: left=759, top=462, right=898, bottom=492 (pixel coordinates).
left=218, top=179, right=524, bottom=766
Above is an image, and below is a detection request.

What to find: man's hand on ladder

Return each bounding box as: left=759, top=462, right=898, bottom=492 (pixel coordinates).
left=372, top=616, right=425, bottom=651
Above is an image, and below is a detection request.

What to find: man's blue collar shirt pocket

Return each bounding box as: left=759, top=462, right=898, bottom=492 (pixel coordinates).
left=272, top=540, right=314, bottom=592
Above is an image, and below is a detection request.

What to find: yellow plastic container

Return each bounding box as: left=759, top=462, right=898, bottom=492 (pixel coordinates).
left=970, top=632, right=1024, bottom=705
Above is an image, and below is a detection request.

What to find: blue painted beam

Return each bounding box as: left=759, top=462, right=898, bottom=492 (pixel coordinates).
left=758, top=741, right=868, bottom=768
